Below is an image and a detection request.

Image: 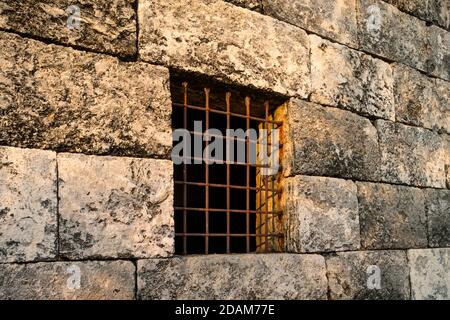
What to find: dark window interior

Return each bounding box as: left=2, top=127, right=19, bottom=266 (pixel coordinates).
left=171, top=72, right=285, bottom=255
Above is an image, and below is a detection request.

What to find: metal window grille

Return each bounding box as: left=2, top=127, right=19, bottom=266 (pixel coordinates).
left=172, top=78, right=284, bottom=255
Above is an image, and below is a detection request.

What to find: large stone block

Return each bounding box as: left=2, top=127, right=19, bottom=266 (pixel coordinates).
left=0, top=146, right=57, bottom=263
left=383, top=0, right=449, bottom=30
left=424, top=189, right=450, bottom=248
left=137, top=254, right=328, bottom=300
left=430, top=25, right=450, bottom=81
left=138, top=0, right=310, bottom=97
left=262, top=0, right=358, bottom=47
left=284, top=175, right=360, bottom=253
left=0, top=32, right=172, bottom=158
left=58, top=153, right=174, bottom=260
left=310, top=35, right=394, bottom=120
left=0, top=0, right=136, bottom=56
left=435, top=78, right=450, bottom=134
left=393, top=64, right=450, bottom=134
left=408, top=248, right=450, bottom=300
left=356, top=182, right=427, bottom=249
left=375, top=120, right=446, bottom=188
left=357, top=0, right=449, bottom=80
left=326, top=250, right=410, bottom=300
left=0, top=261, right=135, bottom=300
left=284, top=99, right=380, bottom=181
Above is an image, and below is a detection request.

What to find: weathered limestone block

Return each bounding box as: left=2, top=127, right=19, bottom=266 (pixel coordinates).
left=356, top=182, right=427, bottom=249
left=375, top=120, right=446, bottom=188
left=284, top=175, right=360, bottom=253
left=59, top=153, right=174, bottom=259
left=326, top=250, right=410, bottom=300
left=284, top=99, right=380, bottom=181
left=383, top=0, right=449, bottom=30
left=0, top=146, right=57, bottom=263
left=357, top=0, right=450, bottom=80
left=424, top=189, right=450, bottom=247
left=138, top=0, right=310, bottom=97
left=310, top=35, right=394, bottom=120
left=408, top=248, right=450, bottom=300
left=224, top=0, right=262, bottom=12
left=0, top=0, right=136, bottom=56
left=393, top=64, right=450, bottom=133
left=435, top=79, right=450, bottom=134
left=0, top=32, right=172, bottom=158
left=138, top=254, right=328, bottom=300
left=262, top=0, right=358, bottom=47
left=430, top=25, right=450, bottom=81
left=0, top=261, right=135, bottom=300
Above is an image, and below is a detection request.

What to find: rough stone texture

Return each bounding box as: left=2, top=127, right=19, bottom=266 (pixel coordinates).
left=0, top=0, right=136, bottom=56
left=393, top=63, right=450, bottom=134
left=0, top=146, right=57, bottom=263
left=430, top=24, right=450, bottom=81
left=383, top=0, right=449, bottom=30
left=0, top=32, right=171, bottom=158
left=262, top=0, right=358, bottom=47
left=375, top=120, right=446, bottom=188
left=326, top=250, right=411, bottom=300
left=0, top=261, right=135, bottom=300
left=409, top=248, right=450, bottom=300
left=357, top=0, right=450, bottom=80
left=310, top=35, right=394, bottom=120
left=284, top=99, right=380, bottom=181
left=423, top=189, right=450, bottom=247
left=138, top=254, right=328, bottom=300
left=435, top=78, right=450, bottom=134
left=58, top=153, right=174, bottom=260
left=284, top=175, right=360, bottom=253
left=225, top=0, right=262, bottom=12
left=356, top=182, right=427, bottom=249
left=138, top=0, right=310, bottom=97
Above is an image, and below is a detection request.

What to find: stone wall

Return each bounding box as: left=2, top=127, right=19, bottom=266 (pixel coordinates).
left=0, top=0, right=449, bottom=300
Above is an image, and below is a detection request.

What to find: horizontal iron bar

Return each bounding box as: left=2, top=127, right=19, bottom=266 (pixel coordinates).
left=175, top=233, right=284, bottom=237
left=173, top=102, right=283, bottom=126
left=172, top=156, right=283, bottom=170
left=174, top=180, right=282, bottom=193
left=174, top=207, right=283, bottom=215
left=181, top=129, right=283, bottom=148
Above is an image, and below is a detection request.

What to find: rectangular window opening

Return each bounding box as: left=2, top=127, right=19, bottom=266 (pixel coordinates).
left=171, top=73, right=286, bottom=255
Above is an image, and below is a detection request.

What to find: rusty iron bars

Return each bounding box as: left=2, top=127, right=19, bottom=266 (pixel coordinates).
left=174, top=82, right=283, bottom=255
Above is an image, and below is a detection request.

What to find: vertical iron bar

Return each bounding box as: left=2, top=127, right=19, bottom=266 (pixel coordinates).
left=245, top=97, right=251, bottom=253
left=226, top=92, right=231, bottom=254
left=277, top=121, right=283, bottom=251
left=256, top=134, right=264, bottom=252
left=182, top=82, right=188, bottom=255
left=256, top=146, right=260, bottom=250
left=204, top=88, right=210, bottom=254
left=271, top=120, right=276, bottom=251
left=272, top=180, right=276, bottom=250
left=264, top=101, right=269, bottom=253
